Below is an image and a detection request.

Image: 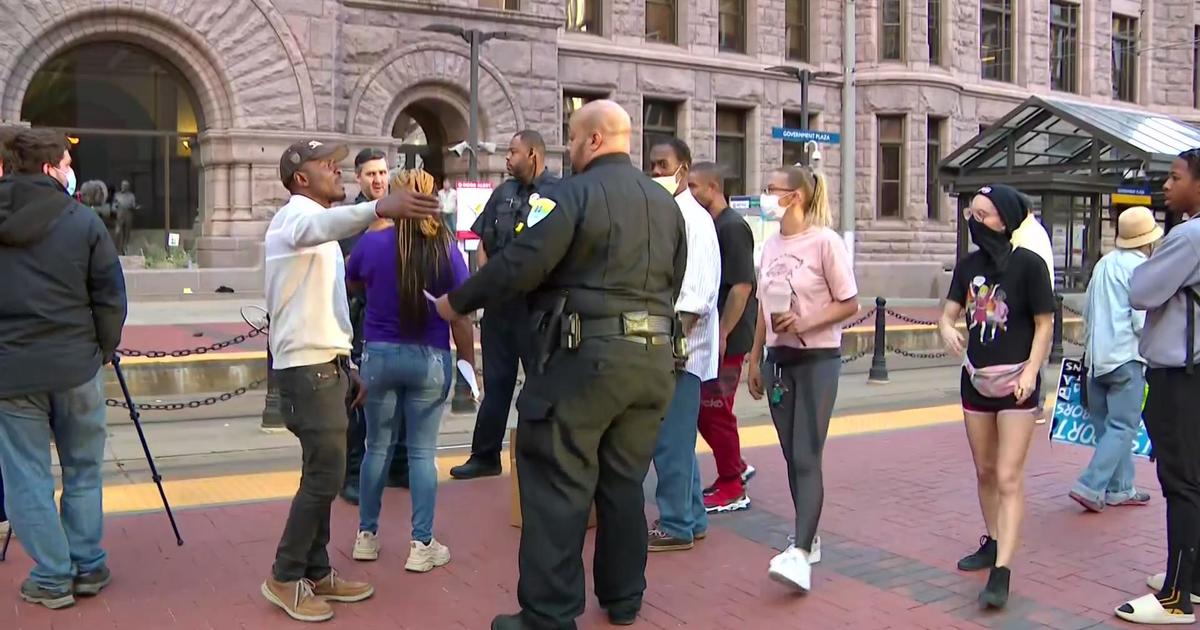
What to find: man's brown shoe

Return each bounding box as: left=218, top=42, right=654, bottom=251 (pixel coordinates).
left=261, top=578, right=334, bottom=622
left=311, top=569, right=374, bottom=603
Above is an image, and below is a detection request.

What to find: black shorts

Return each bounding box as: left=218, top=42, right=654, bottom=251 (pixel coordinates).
left=960, top=367, right=1040, bottom=413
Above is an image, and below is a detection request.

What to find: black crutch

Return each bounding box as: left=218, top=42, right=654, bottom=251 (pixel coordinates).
left=111, top=355, right=184, bottom=546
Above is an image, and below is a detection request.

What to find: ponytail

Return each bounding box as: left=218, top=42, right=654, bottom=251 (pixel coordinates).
left=777, top=165, right=832, bottom=229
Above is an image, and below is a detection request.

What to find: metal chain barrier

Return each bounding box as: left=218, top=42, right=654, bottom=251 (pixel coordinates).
left=116, top=327, right=265, bottom=359
left=1062, top=302, right=1083, bottom=317
left=845, top=308, right=877, bottom=329
left=106, top=377, right=267, bottom=411
left=884, top=309, right=939, bottom=326
left=841, top=347, right=872, bottom=364
left=886, top=345, right=949, bottom=360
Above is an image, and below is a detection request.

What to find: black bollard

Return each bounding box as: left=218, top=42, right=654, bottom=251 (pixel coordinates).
left=261, top=347, right=285, bottom=431
left=867, top=296, right=889, bottom=384
left=1050, top=293, right=1064, bottom=364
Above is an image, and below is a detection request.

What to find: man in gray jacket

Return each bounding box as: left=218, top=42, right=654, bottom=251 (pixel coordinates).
left=1119, top=149, right=1200, bottom=625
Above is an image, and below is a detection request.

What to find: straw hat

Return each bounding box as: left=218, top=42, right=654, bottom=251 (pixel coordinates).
left=1115, top=206, right=1164, bottom=249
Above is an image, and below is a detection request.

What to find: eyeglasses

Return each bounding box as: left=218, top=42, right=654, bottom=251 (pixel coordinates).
left=764, top=186, right=796, bottom=195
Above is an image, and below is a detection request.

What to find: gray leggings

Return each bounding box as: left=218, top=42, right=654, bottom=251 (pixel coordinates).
left=766, top=355, right=841, bottom=552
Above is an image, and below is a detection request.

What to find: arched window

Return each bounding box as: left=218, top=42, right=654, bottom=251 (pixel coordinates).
left=22, top=42, right=204, bottom=253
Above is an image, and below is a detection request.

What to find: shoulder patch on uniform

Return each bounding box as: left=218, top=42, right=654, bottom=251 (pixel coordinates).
left=526, top=193, right=557, bottom=227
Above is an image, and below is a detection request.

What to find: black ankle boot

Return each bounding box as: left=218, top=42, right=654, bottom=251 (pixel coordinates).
left=979, top=566, right=1010, bottom=608
left=957, top=535, right=997, bottom=572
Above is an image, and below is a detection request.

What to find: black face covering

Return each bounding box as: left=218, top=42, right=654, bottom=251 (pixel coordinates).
left=968, top=217, right=1014, bottom=271
left=971, top=184, right=1029, bottom=271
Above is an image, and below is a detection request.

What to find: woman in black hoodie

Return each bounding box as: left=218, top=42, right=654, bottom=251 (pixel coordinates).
left=937, top=184, right=1056, bottom=608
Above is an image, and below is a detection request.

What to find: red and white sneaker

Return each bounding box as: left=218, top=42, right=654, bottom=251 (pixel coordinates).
left=703, top=464, right=756, bottom=496
left=704, top=482, right=750, bottom=513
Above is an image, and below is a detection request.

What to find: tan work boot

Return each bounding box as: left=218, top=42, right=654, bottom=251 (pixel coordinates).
left=310, top=569, right=374, bottom=603
left=261, top=577, right=333, bottom=622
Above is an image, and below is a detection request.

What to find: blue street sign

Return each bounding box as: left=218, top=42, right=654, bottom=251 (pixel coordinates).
left=1117, top=185, right=1151, bottom=196
left=772, top=126, right=841, bottom=144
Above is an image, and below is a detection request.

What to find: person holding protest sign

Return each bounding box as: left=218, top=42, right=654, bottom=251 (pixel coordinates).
left=938, top=184, right=1055, bottom=609
left=1069, top=206, right=1161, bottom=514
left=1118, top=149, right=1200, bottom=625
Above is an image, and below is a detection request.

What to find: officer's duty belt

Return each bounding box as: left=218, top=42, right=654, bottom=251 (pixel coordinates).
left=579, top=314, right=673, bottom=345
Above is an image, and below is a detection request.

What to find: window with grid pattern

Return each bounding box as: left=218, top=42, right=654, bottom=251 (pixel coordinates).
left=879, top=0, right=903, bottom=61
left=981, top=0, right=1012, bottom=82
left=566, top=0, right=601, bottom=34
left=716, top=107, right=748, bottom=197
left=1112, top=15, right=1138, bottom=102
left=878, top=115, right=905, bottom=218
left=642, top=100, right=679, bottom=172
left=719, top=0, right=746, bottom=53
left=646, top=0, right=676, bottom=43
left=1049, top=1, right=1079, bottom=93
left=786, top=0, right=809, bottom=62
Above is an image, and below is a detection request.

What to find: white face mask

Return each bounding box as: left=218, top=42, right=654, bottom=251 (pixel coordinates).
left=651, top=165, right=683, bottom=196
left=64, top=166, right=77, bottom=196
left=760, top=194, right=782, bottom=219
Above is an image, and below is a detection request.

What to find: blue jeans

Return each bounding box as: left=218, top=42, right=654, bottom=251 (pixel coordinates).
left=1074, top=360, right=1145, bottom=504
left=358, top=342, right=451, bottom=543
left=0, top=370, right=107, bottom=591
left=651, top=372, right=708, bottom=541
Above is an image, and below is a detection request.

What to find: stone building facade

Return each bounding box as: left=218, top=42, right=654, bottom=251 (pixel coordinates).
left=1, top=0, right=1198, bottom=290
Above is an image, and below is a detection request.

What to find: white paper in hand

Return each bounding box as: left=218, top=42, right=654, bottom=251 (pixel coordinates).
left=457, top=360, right=480, bottom=401
left=423, top=289, right=437, bottom=303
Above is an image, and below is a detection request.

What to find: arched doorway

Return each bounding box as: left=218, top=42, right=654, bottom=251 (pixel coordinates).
left=391, top=97, right=470, bottom=186
left=21, top=42, right=204, bottom=254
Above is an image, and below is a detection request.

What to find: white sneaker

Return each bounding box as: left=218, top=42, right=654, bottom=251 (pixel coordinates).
left=768, top=548, right=811, bottom=592
left=353, top=531, right=380, bottom=561
left=783, top=535, right=821, bottom=565
left=405, top=538, right=450, bottom=573
left=0, top=521, right=9, bottom=539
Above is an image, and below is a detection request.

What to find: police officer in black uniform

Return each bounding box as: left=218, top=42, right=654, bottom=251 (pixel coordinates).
left=451, top=130, right=560, bottom=480
left=435, top=100, right=688, bottom=630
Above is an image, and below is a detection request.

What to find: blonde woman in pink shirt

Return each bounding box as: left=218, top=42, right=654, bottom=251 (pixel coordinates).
left=747, top=165, right=860, bottom=593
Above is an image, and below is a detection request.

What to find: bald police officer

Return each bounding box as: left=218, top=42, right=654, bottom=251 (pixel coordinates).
left=435, top=101, right=688, bottom=629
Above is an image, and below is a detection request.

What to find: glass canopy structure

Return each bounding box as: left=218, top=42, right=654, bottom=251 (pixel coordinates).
left=939, top=95, right=1200, bottom=289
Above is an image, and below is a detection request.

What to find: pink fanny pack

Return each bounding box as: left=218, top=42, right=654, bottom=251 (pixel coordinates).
left=963, top=359, right=1027, bottom=399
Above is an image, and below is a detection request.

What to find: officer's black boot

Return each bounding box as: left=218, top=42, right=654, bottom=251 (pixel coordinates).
left=450, top=455, right=503, bottom=480
left=605, top=607, right=638, bottom=626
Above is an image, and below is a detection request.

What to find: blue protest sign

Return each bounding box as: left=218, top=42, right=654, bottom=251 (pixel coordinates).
left=771, top=127, right=841, bottom=144
left=1050, top=358, right=1152, bottom=458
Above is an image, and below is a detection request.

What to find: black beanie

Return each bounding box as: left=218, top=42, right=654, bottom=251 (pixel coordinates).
left=976, top=184, right=1030, bottom=236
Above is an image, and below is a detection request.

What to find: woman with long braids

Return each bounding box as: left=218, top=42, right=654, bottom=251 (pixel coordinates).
left=346, top=168, right=475, bottom=572
left=1120, top=149, right=1200, bottom=625
left=938, top=184, right=1054, bottom=609
left=746, top=165, right=859, bottom=592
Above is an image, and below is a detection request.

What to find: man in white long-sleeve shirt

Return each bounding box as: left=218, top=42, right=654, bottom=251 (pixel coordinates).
left=646, top=139, right=721, bottom=552
left=261, top=139, right=440, bottom=623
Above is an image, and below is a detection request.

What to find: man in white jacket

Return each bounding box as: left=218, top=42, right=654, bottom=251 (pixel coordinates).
left=260, top=139, right=440, bottom=623
left=646, top=139, right=721, bottom=552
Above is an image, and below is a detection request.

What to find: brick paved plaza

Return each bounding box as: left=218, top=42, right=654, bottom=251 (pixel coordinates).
left=0, top=418, right=1163, bottom=629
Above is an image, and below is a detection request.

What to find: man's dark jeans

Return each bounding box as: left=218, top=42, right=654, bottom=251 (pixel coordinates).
left=271, top=360, right=349, bottom=583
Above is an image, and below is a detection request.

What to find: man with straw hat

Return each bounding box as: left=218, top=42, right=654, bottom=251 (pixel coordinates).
left=1069, top=206, right=1163, bottom=513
